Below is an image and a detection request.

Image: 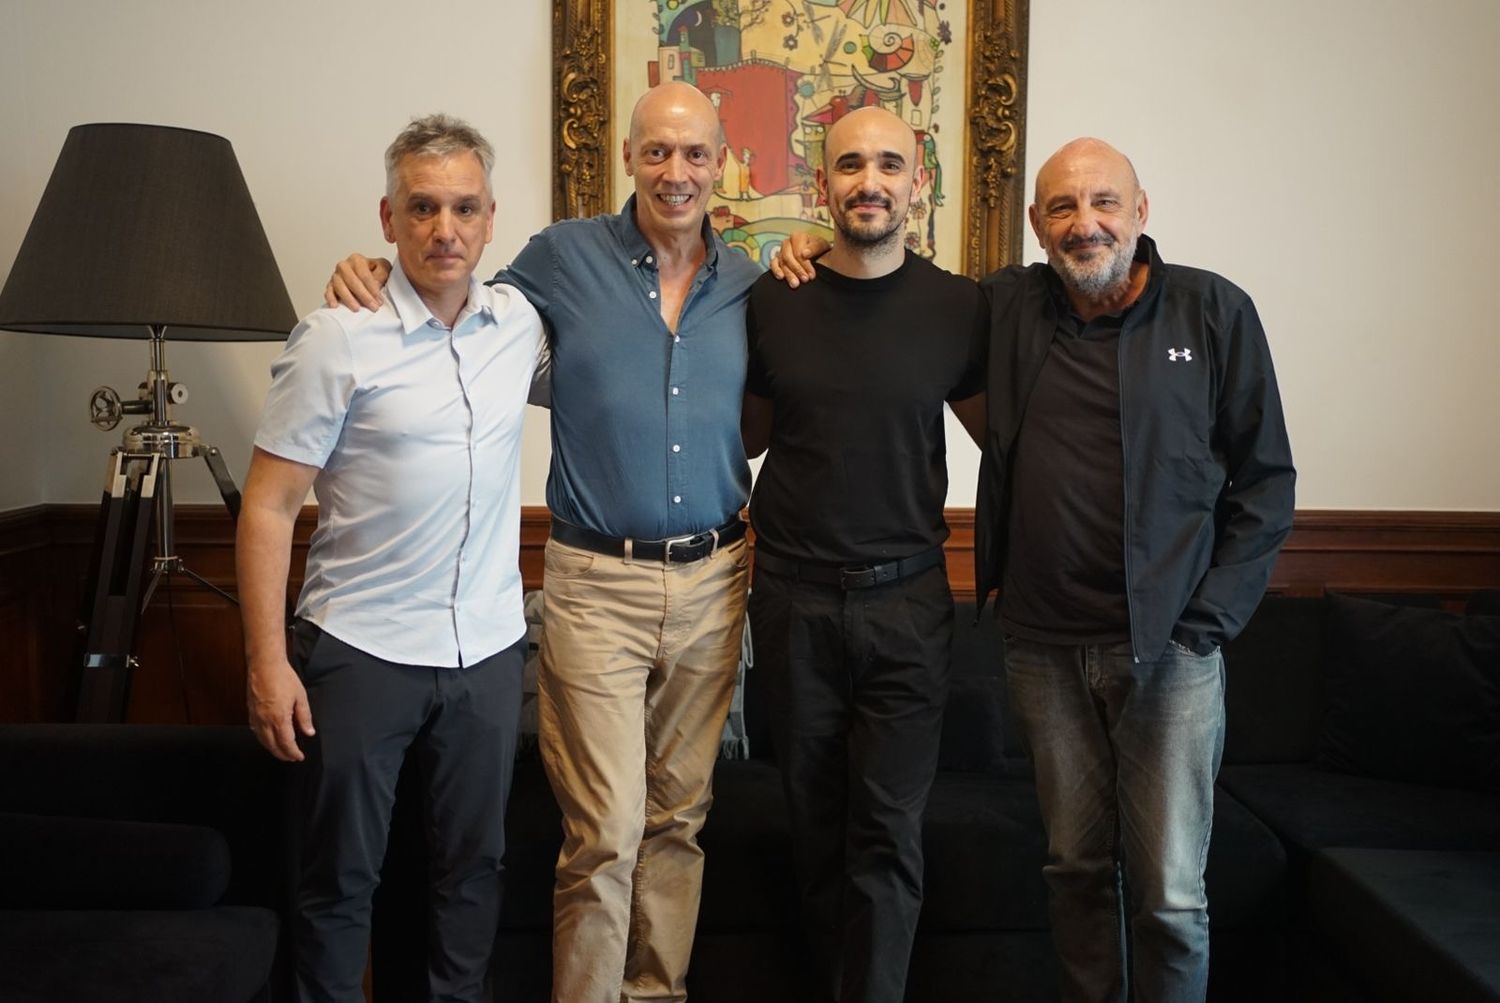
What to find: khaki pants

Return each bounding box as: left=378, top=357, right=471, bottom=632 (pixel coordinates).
left=539, top=535, right=749, bottom=1003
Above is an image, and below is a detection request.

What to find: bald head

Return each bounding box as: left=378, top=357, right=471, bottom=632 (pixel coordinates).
left=817, top=106, right=925, bottom=260
left=628, top=81, right=721, bottom=147
left=1028, top=137, right=1149, bottom=304
left=623, top=82, right=726, bottom=245
left=824, top=106, right=918, bottom=171
left=1033, top=137, right=1140, bottom=207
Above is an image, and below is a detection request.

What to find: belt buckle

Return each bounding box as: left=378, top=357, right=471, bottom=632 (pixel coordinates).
left=664, top=527, right=718, bottom=564
left=839, top=565, right=877, bottom=589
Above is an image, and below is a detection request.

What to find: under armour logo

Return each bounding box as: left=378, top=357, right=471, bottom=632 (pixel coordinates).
left=1167, top=348, right=1193, bottom=362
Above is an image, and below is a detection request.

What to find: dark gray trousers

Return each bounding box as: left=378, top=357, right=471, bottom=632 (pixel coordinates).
left=289, top=620, right=525, bottom=1003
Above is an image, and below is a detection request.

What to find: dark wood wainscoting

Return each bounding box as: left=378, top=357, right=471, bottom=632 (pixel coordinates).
left=2, top=505, right=1497, bottom=725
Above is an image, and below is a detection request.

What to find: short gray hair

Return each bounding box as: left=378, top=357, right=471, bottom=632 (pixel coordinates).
left=384, top=114, right=494, bottom=198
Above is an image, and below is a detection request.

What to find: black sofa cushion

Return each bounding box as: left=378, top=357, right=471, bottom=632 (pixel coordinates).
left=1221, top=596, right=1329, bottom=765
left=0, top=812, right=230, bottom=910
left=0, top=905, right=279, bottom=1003
left=1317, top=594, right=1500, bottom=793
left=0, top=725, right=287, bottom=910
left=1309, top=848, right=1500, bottom=1003
left=1219, top=763, right=1500, bottom=854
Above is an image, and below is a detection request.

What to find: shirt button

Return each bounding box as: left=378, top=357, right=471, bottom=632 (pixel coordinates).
left=631, top=258, right=638, bottom=265
left=674, top=335, right=681, bottom=343
left=671, top=387, right=680, bottom=395
left=649, top=291, right=658, bottom=299
left=645, top=255, right=654, bottom=264
left=672, top=444, right=681, bottom=452
left=673, top=495, right=682, bottom=504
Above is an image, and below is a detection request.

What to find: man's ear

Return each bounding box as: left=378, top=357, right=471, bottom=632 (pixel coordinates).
left=622, top=138, right=635, bottom=177
left=1027, top=203, right=1044, bottom=246
left=815, top=166, right=828, bottom=204
left=1135, top=188, right=1150, bottom=230
left=484, top=200, right=496, bottom=245
left=715, top=142, right=727, bottom=180
left=379, top=197, right=396, bottom=243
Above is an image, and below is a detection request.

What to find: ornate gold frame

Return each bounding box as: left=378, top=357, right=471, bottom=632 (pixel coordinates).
left=552, top=0, right=1028, bottom=277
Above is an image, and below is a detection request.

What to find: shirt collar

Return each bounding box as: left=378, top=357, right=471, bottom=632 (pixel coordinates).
left=386, top=260, right=493, bottom=336
left=612, top=194, right=720, bottom=274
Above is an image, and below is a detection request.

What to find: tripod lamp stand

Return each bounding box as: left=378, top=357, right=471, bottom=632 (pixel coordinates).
left=0, top=123, right=296, bottom=722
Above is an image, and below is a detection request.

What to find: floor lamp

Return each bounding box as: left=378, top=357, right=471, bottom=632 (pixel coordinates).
left=0, top=123, right=296, bottom=722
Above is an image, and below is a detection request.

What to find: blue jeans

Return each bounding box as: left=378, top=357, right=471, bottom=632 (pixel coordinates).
left=1005, top=637, right=1226, bottom=1003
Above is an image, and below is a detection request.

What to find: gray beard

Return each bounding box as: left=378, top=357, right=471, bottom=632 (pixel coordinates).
left=1052, top=232, right=1137, bottom=301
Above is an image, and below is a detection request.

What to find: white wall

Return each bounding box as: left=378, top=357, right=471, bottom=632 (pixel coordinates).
left=1018, top=0, right=1500, bottom=511
left=0, top=0, right=553, bottom=508
left=3, top=0, right=1498, bottom=512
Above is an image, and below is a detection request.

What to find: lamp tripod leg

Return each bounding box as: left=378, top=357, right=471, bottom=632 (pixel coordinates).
left=76, top=452, right=161, bottom=722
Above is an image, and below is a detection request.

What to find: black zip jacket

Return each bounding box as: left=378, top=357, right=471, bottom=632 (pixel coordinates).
left=975, top=235, right=1296, bottom=662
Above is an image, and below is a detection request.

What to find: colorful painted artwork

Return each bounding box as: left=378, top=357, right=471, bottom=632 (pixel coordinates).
left=612, top=0, right=969, bottom=272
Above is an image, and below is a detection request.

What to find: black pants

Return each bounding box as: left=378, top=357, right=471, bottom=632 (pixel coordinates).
left=289, top=621, right=525, bottom=1003
left=749, top=563, right=953, bottom=1003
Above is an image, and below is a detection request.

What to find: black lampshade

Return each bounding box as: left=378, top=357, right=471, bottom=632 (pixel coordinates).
left=0, top=123, right=296, bottom=341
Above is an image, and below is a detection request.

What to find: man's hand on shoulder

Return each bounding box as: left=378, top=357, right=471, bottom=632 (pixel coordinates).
left=768, top=232, right=830, bottom=288
left=324, top=254, right=392, bottom=311
left=247, top=655, right=315, bottom=762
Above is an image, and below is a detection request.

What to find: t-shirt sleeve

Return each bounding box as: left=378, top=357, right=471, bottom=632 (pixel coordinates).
left=947, top=280, right=989, bottom=401
left=252, top=311, right=356, bottom=469
left=744, top=291, right=772, bottom=398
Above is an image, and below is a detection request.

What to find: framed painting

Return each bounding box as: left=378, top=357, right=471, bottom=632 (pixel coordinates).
left=553, top=0, right=1028, bottom=278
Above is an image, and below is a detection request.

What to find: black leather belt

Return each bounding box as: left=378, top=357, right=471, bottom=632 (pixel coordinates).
left=753, top=545, right=944, bottom=590
left=550, top=516, right=746, bottom=564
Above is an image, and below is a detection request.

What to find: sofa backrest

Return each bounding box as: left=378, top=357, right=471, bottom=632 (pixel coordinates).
left=1221, top=596, right=1329, bottom=764
left=0, top=724, right=289, bottom=910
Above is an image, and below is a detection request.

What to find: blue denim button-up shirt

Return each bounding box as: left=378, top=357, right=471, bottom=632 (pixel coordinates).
left=492, top=196, right=760, bottom=540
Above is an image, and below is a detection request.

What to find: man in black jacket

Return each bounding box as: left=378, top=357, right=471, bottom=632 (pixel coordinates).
left=974, top=138, right=1295, bottom=1003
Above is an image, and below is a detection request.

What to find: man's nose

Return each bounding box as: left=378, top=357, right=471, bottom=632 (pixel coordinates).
left=432, top=209, right=456, bottom=241
left=1068, top=205, right=1098, bottom=236
left=662, top=151, right=688, bottom=183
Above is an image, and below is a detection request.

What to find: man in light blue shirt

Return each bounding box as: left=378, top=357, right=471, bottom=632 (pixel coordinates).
left=327, top=83, right=760, bottom=1003
left=239, top=114, right=544, bottom=1002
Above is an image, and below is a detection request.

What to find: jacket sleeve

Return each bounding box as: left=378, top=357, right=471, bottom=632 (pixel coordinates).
left=1173, top=294, right=1296, bottom=653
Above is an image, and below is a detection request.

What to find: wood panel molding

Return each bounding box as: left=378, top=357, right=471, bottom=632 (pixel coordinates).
left=3, top=504, right=1498, bottom=725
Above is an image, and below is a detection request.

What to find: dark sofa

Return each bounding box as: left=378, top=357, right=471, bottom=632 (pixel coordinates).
left=473, top=593, right=1500, bottom=1002
left=0, top=725, right=287, bottom=1003
left=4, top=593, right=1494, bottom=1002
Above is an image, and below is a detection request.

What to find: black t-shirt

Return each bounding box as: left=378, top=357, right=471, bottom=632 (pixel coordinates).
left=746, top=251, right=986, bottom=565
left=998, top=281, right=1131, bottom=643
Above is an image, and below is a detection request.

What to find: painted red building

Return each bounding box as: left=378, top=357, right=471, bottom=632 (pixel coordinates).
left=695, top=60, right=805, bottom=196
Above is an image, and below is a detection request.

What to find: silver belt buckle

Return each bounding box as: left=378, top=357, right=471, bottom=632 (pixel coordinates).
left=664, top=527, right=719, bottom=564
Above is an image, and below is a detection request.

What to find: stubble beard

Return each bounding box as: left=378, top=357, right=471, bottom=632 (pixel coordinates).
left=834, top=192, right=906, bottom=255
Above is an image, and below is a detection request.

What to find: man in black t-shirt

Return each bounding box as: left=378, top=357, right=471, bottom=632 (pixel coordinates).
left=741, top=107, right=986, bottom=1003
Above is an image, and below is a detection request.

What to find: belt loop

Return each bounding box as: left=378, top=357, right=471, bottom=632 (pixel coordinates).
left=710, top=527, right=720, bottom=554
left=623, top=537, right=634, bottom=566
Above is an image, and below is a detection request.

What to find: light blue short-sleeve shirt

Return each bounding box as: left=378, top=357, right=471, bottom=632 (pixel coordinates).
left=254, top=263, right=544, bottom=667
